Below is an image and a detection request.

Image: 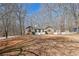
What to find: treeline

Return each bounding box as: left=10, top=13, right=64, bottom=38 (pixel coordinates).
left=0, top=4, right=26, bottom=38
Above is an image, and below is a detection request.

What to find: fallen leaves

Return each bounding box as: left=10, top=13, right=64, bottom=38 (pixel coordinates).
left=0, top=35, right=79, bottom=56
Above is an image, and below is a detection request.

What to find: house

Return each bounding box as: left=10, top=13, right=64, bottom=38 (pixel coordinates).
left=34, top=26, right=54, bottom=35
left=25, top=26, right=45, bottom=35
left=45, top=26, right=54, bottom=34
left=25, top=26, right=34, bottom=35
left=25, top=26, right=55, bottom=35
left=35, top=29, right=45, bottom=35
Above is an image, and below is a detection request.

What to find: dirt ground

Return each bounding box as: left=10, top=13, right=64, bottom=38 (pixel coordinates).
left=0, top=34, right=79, bottom=56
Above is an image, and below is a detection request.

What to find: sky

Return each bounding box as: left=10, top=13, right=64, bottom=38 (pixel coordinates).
left=23, top=3, right=41, bottom=26
left=24, top=3, right=62, bottom=17
left=24, top=3, right=41, bottom=16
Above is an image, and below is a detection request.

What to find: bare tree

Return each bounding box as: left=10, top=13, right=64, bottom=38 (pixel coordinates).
left=16, top=4, right=26, bottom=35
left=0, top=4, right=26, bottom=38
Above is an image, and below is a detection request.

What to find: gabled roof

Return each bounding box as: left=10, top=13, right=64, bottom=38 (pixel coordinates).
left=26, top=26, right=33, bottom=29
left=45, top=26, right=53, bottom=29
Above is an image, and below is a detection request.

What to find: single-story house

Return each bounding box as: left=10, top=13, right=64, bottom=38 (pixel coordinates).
left=45, top=26, right=54, bottom=34
left=25, top=26, right=54, bottom=35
